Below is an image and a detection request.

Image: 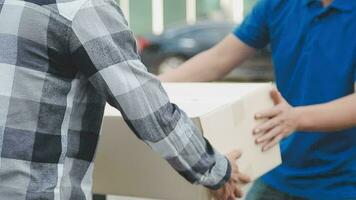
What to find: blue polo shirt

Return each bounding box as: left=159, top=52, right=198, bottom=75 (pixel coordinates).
left=234, top=0, right=356, bottom=199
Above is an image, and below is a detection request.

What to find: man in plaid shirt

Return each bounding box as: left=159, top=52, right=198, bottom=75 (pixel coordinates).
left=0, top=0, right=250, bottom=199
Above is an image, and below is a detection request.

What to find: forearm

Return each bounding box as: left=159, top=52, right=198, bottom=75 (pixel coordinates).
left=120, top=77, right=231, bottom=189
left=159, top=35, right=256, bottom=82
left=296, top=93, right=356, bottom=132
left=91, top=59, right=231, bottom=188
left=159, top=50, right=226, bottom=82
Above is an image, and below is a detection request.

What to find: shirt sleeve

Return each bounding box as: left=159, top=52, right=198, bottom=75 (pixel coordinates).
left=233, top=0, right=271, bottom=49
left=68, top=0, right=231, bottom=189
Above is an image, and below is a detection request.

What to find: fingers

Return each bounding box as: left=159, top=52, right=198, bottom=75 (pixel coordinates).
left=256, top=125, right=283, bottom=144
left=255, top=89, right=284, bottom=121
left=234, top=186, right=243, bottom=198
left=262, top=133, right=284, bottom=152
left=223, top=186, right=230, bottom=200
left=211, top=185, right=235, bottom=200
left=228, top=183, right=237, bottom=200
left=237, top=173, right=251, bottom=184
left=223, top=150, right=250, bottom=199
left=270, top=89, right=283, bottom=105
left=230, top=171, right=239, bottom=183
left=254, top=116, right=282, bottom=135
left=231, top=170, right=251, bottom=185
left=227, top=150, right=242, bottom=160
left=227, top=150, right=242, bottom=176
left=255, top=105, right=281, bottom=121
left=231, top=166, right=239, bottom=176
left=226, top=180, right=239, bottom=200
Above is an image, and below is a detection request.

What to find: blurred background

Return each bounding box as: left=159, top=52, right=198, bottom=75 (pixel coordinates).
left=117, top=0, right=274, bottom=82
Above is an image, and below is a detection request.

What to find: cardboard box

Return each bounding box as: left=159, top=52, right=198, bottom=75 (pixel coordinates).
left=93, top=83, right=282, bottom=200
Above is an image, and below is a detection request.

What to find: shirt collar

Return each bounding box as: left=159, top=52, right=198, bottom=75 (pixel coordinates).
left=303, top=0, right=355, bottom=12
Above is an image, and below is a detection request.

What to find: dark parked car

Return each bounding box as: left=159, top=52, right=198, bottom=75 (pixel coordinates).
left=137, top=21, right=274, bottom=82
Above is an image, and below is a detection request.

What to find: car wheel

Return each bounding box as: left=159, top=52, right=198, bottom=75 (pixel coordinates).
left=157, top=56, right=186, bottom=74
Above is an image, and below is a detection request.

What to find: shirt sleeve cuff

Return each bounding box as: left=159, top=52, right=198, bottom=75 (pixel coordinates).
left=233, top=28, right=267, bottom=49
left=203, top=155, right=232, bottom=190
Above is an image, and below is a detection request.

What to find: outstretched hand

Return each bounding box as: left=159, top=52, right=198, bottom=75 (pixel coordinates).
left=253, top=89, right=301, bottom=151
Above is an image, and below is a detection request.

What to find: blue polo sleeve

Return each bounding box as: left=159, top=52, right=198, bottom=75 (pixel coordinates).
left=233, top=0, right=270, bottom=49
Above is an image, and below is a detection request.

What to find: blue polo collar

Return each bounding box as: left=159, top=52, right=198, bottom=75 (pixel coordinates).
left=303, top=0, right=355, bottom=12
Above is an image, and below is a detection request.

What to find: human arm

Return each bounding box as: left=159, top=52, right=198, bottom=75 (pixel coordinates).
left=254, top=89, right=356, bottom=151
left=159, top=0, right=271, bottom=82
left=68, top=0, right=249, bottom=195
left=158, top=35, right=256, bottom=82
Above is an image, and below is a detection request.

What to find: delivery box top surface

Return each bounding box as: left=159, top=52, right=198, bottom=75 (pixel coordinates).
left=104, top=82, right=273, bottom=118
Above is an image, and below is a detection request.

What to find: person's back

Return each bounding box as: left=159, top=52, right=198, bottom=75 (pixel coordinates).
left=0, top=0, right=243, bottom=199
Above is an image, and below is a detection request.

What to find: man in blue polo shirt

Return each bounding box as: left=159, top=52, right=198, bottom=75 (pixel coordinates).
left=160, top=0, right=356, bottom=199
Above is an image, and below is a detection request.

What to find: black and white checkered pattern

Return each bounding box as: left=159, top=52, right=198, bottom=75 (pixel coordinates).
left=0, top=0, right=231, bottom=199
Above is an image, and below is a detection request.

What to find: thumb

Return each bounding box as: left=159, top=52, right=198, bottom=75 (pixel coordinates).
left=228, top=150, right=242, bottom=161
left=270, top=89, right=283, bottom=105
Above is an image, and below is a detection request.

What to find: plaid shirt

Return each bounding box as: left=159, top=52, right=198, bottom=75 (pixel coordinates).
left=0, top=0, right=231, bottom=199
